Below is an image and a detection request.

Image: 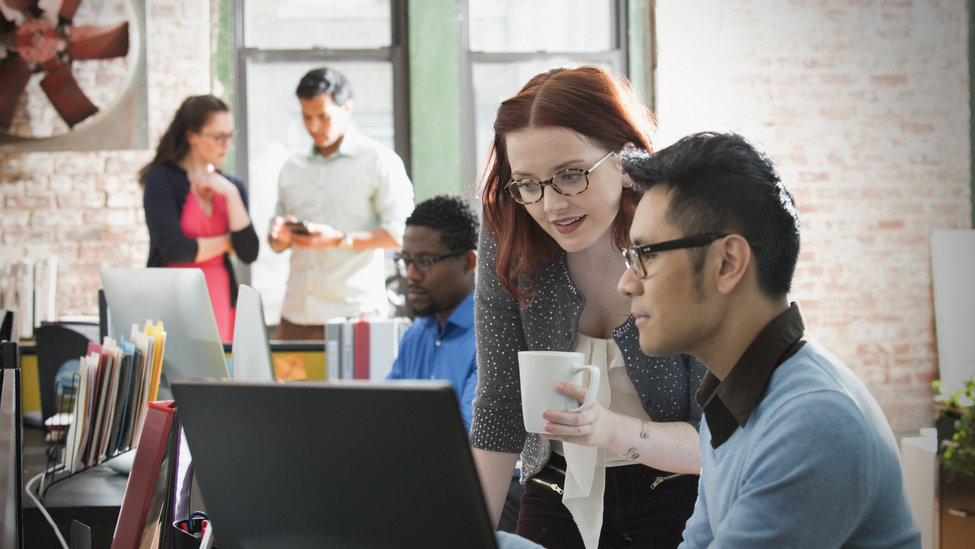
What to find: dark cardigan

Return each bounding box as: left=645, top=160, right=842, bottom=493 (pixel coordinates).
left=143, top=164, right=260, bottom=307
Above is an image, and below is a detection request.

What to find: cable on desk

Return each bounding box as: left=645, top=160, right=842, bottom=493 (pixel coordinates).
left=25, top=471, right=69, bottom=549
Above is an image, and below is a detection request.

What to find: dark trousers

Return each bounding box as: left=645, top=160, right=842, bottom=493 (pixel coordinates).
left=516, top=453, right=698, bottom=549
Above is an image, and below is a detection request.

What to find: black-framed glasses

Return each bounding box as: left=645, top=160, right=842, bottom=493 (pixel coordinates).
left=198, top=130, right=238, bottom=145
left=395, top=248, right=468, bottom=275
left=504, top=150, right=615, bottom=205
left=622, top=233, right=729, bottom=279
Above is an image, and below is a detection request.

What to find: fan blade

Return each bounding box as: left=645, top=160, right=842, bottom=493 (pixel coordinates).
left=59, top=0, right=83, bottom=20
left=40, top=62, right=97, bottom=127
left=0, top=56, right=32, bottom=130
left=69, top=22, right=129, bottom=60
left=4, top=0, right=39, bottom=12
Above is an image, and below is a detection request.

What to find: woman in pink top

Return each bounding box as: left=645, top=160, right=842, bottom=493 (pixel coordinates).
left=140, top=96, right=260, bottom=342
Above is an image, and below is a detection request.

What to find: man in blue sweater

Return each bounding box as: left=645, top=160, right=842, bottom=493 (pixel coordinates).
left=614, top=133, right=921, bottom=548
left=387, top=194, right=478, bottom=432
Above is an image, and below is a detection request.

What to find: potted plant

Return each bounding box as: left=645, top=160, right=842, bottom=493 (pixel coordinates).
left=933, top=374, right=975, bottom=481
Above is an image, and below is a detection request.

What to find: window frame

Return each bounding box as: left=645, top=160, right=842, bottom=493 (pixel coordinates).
left=458, top=0, right=632, bottom=188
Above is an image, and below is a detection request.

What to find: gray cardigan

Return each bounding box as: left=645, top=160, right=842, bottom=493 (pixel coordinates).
left=470, top=229, right=707, bottom=482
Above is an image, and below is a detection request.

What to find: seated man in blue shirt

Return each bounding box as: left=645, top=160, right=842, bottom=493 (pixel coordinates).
left=388, top=194, right=478, bottom=432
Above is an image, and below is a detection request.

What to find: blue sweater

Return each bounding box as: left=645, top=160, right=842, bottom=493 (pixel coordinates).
left=679, top=337, right=921, bottom=548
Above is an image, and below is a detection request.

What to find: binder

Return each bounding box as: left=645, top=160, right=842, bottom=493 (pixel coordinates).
left=325, top=321, right=342, bottom=381
left=341, top=322, right=355, bottom=380
left=111, top=400, right=178, bottom=549
left=354, top=320, right=370, bottom=380
left=368, top=319, right=401, bottom=381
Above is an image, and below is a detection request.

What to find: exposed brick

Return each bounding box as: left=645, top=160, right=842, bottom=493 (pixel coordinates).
left=871, top=74, right=908, bottom=86
left=5, top=195, right=54, bottom=209
left=0, top=211, right=30, bottom=228
left=83, top=208, right=137, bottom=226
left=31, top=210, right=84, bottom=227
left=107, top=191, right=143, bottom=209
left=57, top=227, right=107, bottom=242
left=57, top=191, right=107, bottom=209
left=53, top=154, right=103, bottom=175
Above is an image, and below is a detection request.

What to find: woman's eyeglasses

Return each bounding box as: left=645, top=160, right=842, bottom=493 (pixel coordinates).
left=198, top=130, right=238, bottom=146
left=622, top=233, right=728, bottom=279
left=394, top=249, right=468, bottom=276
left=505, top=150, right=615, bottom=205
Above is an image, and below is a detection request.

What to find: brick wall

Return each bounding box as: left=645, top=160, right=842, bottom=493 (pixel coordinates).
left=0, top=0, right=211, bottom=317
left=655, top=0, right=971, bottom=433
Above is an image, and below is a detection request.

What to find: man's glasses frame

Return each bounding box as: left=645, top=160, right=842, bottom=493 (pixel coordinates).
left=395, top=248, right=469, bottom=275
left=623, top=233, right=729, bottom=279
left=504, top=150, right=615, bottom=205
left=198, top=130, right=239, bottom=146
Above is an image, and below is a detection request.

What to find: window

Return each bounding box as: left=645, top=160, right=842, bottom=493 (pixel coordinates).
left=460, top=0, right=630, bottom=186
left=232, top=0, right=409, bottom=324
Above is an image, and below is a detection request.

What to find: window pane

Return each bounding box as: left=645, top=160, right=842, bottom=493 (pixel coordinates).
left=245, top=0, right=391, bottom=50
left=472, top=60, right=616, bottom=174
left=469, top=0, right=613, bottom=53
left=245, top=61, right=394, bottom=322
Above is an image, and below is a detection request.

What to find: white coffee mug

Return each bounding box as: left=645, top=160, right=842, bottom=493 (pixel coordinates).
left=518, top=351, right=601, bottom=434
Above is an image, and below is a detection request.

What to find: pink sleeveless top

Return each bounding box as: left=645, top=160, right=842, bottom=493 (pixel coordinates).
left=166, top=191, right=235, bottom=342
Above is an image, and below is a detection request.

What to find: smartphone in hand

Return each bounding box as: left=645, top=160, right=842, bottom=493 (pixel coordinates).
left=284, top=220, right=312, bottom=235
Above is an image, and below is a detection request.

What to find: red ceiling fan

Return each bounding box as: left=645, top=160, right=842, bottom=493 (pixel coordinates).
left=0, top=0, right=129, bottom=132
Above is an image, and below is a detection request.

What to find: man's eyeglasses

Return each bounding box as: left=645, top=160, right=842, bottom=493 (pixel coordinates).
left=198, top=130, right=238, bottom=146
left=622, top=233, right=728, bottom=279
left=395, top=249, right=468, bottom=275
left=505, top=150, right=615, bottom=205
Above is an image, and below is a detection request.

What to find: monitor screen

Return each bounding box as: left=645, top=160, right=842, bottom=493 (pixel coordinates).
left=100, top=268, right=229, bottom=400
left=172, top=379, right=498, bottom=549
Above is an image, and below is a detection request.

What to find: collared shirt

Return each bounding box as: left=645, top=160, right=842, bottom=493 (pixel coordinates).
left=387, top=292, right=478, bottom=432
left=274, top=127, right=415, bottom=324
left=696, top=302, right=806, bottom=448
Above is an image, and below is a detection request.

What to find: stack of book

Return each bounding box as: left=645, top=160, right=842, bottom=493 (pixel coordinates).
left=325, top=317, right=411, bottom=381
left=60, top=320, right=166, bottom=473
left=0, top=257, right=58, bottom=341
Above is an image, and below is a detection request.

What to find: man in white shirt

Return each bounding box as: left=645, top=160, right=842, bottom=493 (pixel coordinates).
left=268, top=67, right=415, bottom=340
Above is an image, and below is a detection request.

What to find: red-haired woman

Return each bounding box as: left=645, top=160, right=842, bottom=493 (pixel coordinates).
left=472, top=66, right=707, bottom=549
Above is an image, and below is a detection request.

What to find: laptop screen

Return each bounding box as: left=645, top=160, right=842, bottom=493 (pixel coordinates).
left=230, top=285, right=274, bottom=382
left=172, top=379, right=498, bottom=549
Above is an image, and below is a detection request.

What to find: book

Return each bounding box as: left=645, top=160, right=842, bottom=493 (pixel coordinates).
left=354, top=320, right=370, bottom=380
left=367, top=318, right=402, bottom=381
left=341, top=321, right=355, bottom=380
left=325, top=321, right=342, bottom=381
left=111, top=401, right=178, bottom=549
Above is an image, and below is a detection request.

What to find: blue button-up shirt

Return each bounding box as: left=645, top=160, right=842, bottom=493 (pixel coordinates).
left=387, top=292, right=477, bottom=432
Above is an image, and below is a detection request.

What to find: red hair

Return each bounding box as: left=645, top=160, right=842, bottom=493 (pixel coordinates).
left=480, top=66, right=657, bottom=307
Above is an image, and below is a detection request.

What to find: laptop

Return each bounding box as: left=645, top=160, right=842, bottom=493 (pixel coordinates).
left=100, top=268, right=229, bottom=400
left=171, top=379, right=498, bottom=549
left=230, top=285, right=275, bottom=381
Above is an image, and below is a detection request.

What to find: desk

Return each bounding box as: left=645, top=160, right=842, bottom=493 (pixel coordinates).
left=22, top=425, right=126, bottom=548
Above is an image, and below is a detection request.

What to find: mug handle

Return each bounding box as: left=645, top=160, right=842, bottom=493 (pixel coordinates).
left=565, top=365, right=600, bottom=412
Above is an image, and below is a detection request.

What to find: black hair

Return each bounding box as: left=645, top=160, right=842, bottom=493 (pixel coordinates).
left=406, top=194, right=479, bottom=252
left=295, top=67, right=353, bottom=105
left=139, top=95, right=228, bottom=186
left=619, top=132, right=800, bottom=298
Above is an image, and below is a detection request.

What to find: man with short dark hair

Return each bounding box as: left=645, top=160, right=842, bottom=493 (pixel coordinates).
left=616, top=132, right=921, bottom=548
left=387, top=194, right=479, bottom=431
left=269, top=67, right=414, bottom=339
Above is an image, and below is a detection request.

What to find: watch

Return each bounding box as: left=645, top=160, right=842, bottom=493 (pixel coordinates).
left=338, top=231, right=354, bottom=249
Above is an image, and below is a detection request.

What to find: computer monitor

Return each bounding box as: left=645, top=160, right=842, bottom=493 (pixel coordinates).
left=172, top=379, right=498, bottom=549
left=100, top=268, right=229, bottom=400
left=231, top=285, right=275, bottom=381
